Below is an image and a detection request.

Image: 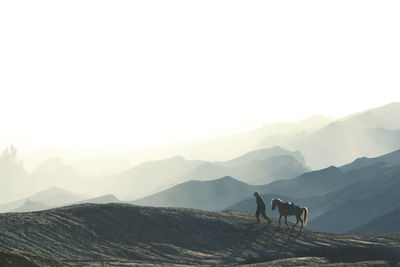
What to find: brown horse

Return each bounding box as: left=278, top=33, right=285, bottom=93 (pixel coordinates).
left=271, top=198, right=308, bottom=229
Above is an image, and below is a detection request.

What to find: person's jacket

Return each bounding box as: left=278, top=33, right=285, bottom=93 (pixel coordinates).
left=256, top=196, right=265, bottom=210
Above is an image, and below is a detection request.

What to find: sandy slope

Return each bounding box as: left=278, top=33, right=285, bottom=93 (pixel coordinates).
left=0, top=203, right=399, bottom=266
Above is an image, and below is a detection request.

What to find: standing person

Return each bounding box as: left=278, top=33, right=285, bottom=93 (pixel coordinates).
left=253, top=192, right=271, bottom=223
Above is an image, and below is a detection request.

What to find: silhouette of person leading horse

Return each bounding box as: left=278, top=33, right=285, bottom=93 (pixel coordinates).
left=253, top=192, right=309, bottom=230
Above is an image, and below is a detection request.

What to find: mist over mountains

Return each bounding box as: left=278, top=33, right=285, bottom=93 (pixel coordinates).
left=111, top=146, right=308, bottom=200
left=3, top=0, right=400, bottom=263
left=2, top=102, right=400, bottom=230
left=0, top=186, right=119, bottom=213
left=1, top=102, right=400, bottom=266
left=0, top=145, right=307, bottom=202
left=224, top=149, right=400, bottom=233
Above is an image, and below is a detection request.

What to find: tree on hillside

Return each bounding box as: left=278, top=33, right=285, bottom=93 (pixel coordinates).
left=0, top=145, right=25, bottom=173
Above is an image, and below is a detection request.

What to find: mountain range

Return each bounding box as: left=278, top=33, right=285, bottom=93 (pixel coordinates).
left=259, top=102, right=400, bottom=169
left=0, top=187, right=120, bottom=213
left=135, top=148, right=400, bottom=234
left=133, top=176, right=265, bottom=210
left=3, top=102, right=400, bottom=204
left=348, top=205, right=400, bottom=234
left=111, top=146, right=307, bottom=200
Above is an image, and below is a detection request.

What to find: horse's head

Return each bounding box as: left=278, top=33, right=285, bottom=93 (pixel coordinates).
left=271, top=199, right=277, bottom=211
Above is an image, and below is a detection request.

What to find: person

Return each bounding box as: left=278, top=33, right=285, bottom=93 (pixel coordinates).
left=253, top=192, right=271, bottom=223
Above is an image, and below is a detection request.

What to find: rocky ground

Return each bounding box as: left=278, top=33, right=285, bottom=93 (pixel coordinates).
left=0, top=248, right=69, bottom=267
left=0, top=203, right=399, bottom=266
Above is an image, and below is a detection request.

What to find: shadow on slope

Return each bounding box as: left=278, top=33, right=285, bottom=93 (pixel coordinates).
left=307, top=165, right=400, bottom=233
left=0, top=204, right=400, bottom=266
left=348, top=205, right=400, bottom=234
left=0, top=248, right=68, bottom=267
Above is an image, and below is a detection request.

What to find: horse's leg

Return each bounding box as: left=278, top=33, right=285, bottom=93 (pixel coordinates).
left=293, top=215, right=299, bottom=230
left=285, top=215, right=289, bottom=229
left=299, top=208, right=304, bottom=228
left=279, top=214, right=282, bottom=226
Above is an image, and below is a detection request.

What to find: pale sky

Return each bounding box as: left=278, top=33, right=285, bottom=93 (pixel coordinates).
left=1, top=0, right=400, bottom=153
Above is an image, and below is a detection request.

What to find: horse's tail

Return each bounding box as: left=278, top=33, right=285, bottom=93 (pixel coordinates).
left=303, top=207, right=308, bottom=226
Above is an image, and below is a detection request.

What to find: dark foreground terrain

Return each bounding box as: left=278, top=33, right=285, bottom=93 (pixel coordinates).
left=0, top=204, right=399, bottom=266
left=0, top=248, right=68, bottom=267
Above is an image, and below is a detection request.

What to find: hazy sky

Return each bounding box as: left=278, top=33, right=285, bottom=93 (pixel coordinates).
left=1, top=0, right=400, bottom=152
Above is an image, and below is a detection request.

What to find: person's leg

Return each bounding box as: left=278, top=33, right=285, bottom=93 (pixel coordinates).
left=262, top=209, right=271, bottom=223
left=256, top=210, right=260, bottom=223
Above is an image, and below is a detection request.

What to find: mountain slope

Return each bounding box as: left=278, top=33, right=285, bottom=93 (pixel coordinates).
left=112, top=147, right=308, bottom=200
left=0, top=187, right=89, bottom=213
left=0, top=248, right=69, bottom=267
left=224, top=149, right=400, bottom=231
left=0, top=203, right=399, bottom=266
left=340, top=148, right=400, bottom=172
left=163, top=114, right=332, bottom=165
left=75, top=194, right=120, bottom=204
left=348, top=205, right=400, bottom=234
left=28, top=187, right=89, bottom=206
left=30, top=158, right=87, bottom=194
left=182, top=152, right=308, bottom=185
left=11, top=199, right=55, bottom=213
left=344, top=102, right=400, bottom=129
left=259, top=102, right=400, bottom=169
left=136, top=149, right=399, bottom=212
left=0, top=198, right=26, bottom=213
left=259, top=166, right=343, bottom=198
left=132, top=176, right=265, bottom=211
left=258, top=149, right=397, bottom=200
left=234, top=155, right=308, bottom=184
left=308, top=165, right=400, bottom=233
left=215, top=146, right=306, bottom=168
left=110, top=156, right=206, bottom=199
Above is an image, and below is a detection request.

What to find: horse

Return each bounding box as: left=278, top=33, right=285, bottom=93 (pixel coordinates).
left=271, top=198, right=308, bottom=229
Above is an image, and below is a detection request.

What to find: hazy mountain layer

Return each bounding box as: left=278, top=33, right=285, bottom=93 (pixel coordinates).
left=112, top=146, right=307, bottom=200
left=11, top=199, right=55, bottom=213
left=0, top=146, right=30, bottom=202
left=348, top=206, right=400, bottom=234
left=215, top=146, right=306, bottom=168
left=132, top=176, right=266, bottom=210
left=0, top=203, right=399, bottom=266
left=308, top=165, right=400, bottom=233
left=74, top=194, right=120, bottom=205
left=258, top=147, right=400, bottom=200
left=180, top=147, right=308, bottom=185
left=259, top=102, right=400, bottom=169
left=0, top=187, right=88, bottom=213
left=0, top=187, right=119, bottom=213
left=133, top=149, right=400, bottom=214
left=224, top=150, right=400, bottom=233
left=17, top=114, right=330, bottom=177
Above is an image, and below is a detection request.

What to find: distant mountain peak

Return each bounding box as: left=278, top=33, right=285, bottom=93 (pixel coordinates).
left=34, top=186, right=75, bottom=195
left=169, top=155, right=186, bottom=161
left=11, top=198, right=53, bottom=213
left=218, top=175, right=236, bottom=181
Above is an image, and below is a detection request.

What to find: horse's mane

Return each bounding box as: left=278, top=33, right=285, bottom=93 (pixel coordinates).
left=271, top=198, right=282, bottom=205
